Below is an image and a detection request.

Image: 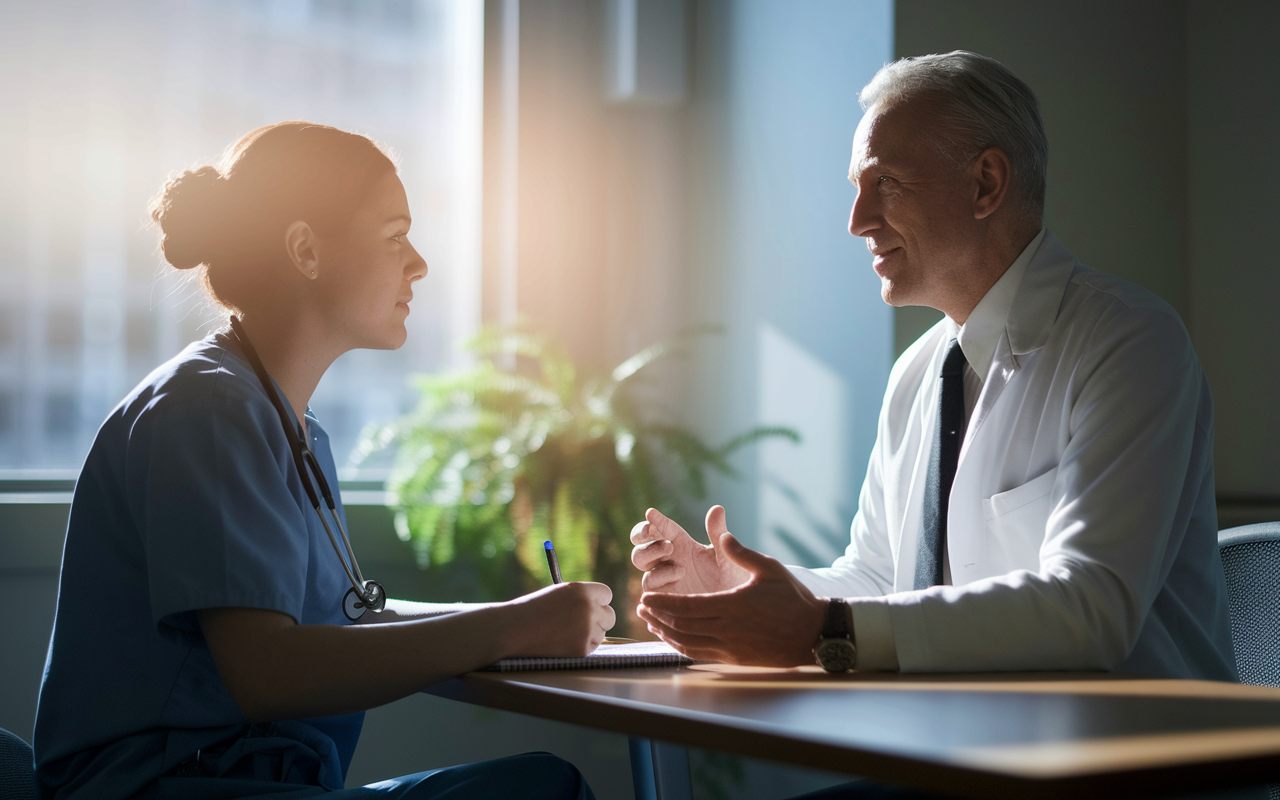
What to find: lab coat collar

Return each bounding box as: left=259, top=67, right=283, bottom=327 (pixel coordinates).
left=1005, top=229, right=1079, bottom=357
left=955, top=228, right=1047, bottom=382
left=959, top=229, right=1076, bottom=449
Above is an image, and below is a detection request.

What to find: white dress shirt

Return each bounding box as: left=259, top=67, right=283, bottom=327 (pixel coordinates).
left=791, top=230, right=1237, bottom=680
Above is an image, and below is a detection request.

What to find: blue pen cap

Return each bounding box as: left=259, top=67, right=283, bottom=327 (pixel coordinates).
left=544, top=540, right=553, bottom=550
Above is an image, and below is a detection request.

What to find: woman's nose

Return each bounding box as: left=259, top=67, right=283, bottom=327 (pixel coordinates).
left=407, top=241, right=428, bottom=280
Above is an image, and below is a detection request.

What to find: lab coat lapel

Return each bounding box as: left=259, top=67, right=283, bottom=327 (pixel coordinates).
left=960, top=230, right=1078, bottom=459
left=963, top=334, right=1016, bottom=457
left=948, top=231, right=1079, bottom=582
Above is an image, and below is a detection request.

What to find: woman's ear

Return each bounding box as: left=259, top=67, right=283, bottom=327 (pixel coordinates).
left=283, top=220, right=321, bottom=280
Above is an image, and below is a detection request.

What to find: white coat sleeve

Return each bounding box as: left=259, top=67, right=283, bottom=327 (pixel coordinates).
left=787, top=370, right=903, bottom=670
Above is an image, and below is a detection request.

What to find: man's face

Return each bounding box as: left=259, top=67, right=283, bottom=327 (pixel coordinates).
left=848, top=100, right=979, bottom=311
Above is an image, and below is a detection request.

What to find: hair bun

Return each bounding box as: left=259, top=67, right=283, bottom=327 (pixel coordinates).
left=148, top=166, right=227, bottom=270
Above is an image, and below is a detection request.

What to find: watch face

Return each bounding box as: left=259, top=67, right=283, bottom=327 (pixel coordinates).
left=814, top=638, right=856, bottom=673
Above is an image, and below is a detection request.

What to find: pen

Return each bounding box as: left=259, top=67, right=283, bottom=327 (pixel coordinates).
left=544, top=540, right=563, bottom=584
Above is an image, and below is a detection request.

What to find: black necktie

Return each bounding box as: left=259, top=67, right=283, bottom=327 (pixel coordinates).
left=916, top=338, right=967, bottom=590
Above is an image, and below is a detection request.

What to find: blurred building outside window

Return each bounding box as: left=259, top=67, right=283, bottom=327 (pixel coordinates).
left=0, top=0, right=483, bottom=479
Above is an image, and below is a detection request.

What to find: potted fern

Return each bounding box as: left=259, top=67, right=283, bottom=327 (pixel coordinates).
left=355, top=324, right=796, bottom=637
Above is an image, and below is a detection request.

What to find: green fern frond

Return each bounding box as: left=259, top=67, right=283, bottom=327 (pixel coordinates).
left=717, top=426, right=801, bottom=457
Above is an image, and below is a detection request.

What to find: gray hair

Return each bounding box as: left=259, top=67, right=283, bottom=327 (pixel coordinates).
left=860, top=51, right=1048, bottom=219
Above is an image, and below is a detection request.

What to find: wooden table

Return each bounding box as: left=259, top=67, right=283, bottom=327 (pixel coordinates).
left=425, top=663, right=1280, bottom=799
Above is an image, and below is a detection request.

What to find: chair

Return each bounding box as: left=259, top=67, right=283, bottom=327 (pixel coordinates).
left=0, top=727, right=37, bottom=800
left=1220, top=522, right=1280, bottom=800
left=1219, top=522, right=1280, bottom=688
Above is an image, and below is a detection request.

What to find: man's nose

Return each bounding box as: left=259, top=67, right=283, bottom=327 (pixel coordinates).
left=848, top=188, right=877, bottom=238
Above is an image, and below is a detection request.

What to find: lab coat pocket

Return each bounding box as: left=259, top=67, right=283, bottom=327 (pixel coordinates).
left=983, top=467, right=1058, bottom=573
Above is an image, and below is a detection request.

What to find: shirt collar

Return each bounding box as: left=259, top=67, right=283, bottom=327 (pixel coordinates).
left=947, top=228, right=1047, bottom=383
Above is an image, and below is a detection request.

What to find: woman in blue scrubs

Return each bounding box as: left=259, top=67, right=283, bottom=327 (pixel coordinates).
left=32, top=122, right=615, bottom=800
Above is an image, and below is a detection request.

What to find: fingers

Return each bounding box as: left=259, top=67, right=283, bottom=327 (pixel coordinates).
left=637, top=603, right=721, bottom=636
left=630, top=514, right=686, bottom=547
left=637, top=605, right=726, bottom=659
left=630, top=519, right=659, bottom=545
left=579, top=580, right=613, bottom=605
left=631, top=538, right=673, bottom=571
left=645, top=508, right=692, bottom=544
left=570, top=583, right=616, bottom=654
left=718, top=532, right=778, bottom=574
left=640, top=562, right=685, bottom=592
left=641, top=590, right=730, bottom=617
left=705, top=505, right=729, bottom=546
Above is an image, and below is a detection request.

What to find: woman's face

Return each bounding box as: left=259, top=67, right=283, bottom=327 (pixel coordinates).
left=319, top=171, right=428, bottom=350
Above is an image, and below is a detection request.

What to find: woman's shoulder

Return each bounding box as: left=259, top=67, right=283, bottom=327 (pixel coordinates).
left=118, top=334, right=269, bottom=427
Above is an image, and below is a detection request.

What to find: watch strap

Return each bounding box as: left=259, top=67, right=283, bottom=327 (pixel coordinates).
left=822, top=597, right=851, bottom=640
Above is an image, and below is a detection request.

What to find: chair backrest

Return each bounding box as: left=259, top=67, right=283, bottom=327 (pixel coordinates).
left=1219, top=522, right=1280, bottom=687
left=0, top=726, right=37, bottom=800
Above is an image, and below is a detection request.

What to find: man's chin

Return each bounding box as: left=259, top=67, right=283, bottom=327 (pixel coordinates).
left=880, top=280, right=911, bottom=307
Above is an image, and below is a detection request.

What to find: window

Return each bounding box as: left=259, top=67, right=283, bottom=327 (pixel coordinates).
left=0, top=0, right=482, bottom=474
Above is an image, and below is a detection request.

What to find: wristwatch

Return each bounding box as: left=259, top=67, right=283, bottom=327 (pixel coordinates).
left=813, top=598, right=857, bottom=673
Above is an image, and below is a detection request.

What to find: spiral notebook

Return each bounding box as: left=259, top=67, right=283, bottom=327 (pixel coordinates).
left=483, top=641, right=693, bottom=672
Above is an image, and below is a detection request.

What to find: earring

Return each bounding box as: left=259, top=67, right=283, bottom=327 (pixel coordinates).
left=310, top=270, right=316, bottom=278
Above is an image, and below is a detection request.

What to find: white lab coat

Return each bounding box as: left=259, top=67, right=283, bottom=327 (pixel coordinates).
left=793, top=231, right=1238, bottom=680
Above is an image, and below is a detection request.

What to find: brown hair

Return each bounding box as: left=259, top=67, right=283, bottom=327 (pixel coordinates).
left=148, top=121, right=397, bottom=311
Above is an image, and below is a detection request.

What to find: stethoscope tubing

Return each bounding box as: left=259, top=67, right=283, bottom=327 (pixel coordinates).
left=228, top=316, right=383, bottom=619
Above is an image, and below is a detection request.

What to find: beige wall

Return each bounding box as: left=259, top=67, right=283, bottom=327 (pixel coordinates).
left=481, top=0, right=689, bottom=374
left=895, top=0, right=1280, bottom=512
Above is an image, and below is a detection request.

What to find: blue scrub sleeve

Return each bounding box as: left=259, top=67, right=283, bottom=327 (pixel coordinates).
left=134, top=391, right=312, bottom=631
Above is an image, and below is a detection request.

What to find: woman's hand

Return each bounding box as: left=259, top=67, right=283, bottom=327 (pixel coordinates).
left=499, top=582, right=616, bottom=658
left=197, top=581, right=615, bottom=723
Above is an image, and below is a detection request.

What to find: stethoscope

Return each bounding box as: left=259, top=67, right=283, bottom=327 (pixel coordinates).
left=228, top=316, right=386, bottom=622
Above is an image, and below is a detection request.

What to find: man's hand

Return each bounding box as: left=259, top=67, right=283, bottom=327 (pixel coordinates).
left=636, top=531, right=828, bottom=667
left=630, top=506, right=752, bottom=594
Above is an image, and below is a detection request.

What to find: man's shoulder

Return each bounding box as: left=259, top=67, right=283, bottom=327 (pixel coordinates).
left=1067, top=263, right=1179, bottom=318
left=1059, top=263, right=1190, bottom=346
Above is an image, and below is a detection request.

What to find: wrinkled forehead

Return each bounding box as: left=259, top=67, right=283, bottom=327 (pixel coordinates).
left=848, top=104, right=895, bottom=182
left=847, top=99, right=940, bottom=182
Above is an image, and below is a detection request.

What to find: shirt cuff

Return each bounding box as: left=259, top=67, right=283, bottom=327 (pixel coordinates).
left=848, top=597, right=899, bottom=671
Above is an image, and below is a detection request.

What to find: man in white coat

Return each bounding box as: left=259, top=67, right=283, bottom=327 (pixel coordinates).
left=631, top=51, right=1237, bottom=681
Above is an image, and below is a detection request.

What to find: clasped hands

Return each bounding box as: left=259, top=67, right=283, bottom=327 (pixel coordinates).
left=631, top=505, right=827, bottom=667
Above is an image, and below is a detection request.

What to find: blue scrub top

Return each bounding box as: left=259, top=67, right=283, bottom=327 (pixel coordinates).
left=34, top=335, right=366, bottom=800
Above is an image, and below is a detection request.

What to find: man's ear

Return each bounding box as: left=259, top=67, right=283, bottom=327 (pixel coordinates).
left=972, top=147, right=1012, bottom=220
left=283, top=220, right=321, bottom=280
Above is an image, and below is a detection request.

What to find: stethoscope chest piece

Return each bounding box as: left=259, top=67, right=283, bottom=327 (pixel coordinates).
left=343, top=580, right=386, bottom=622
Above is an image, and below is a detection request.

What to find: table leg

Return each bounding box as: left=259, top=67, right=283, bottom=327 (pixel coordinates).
left=628, top=736, right=692, bottom=800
